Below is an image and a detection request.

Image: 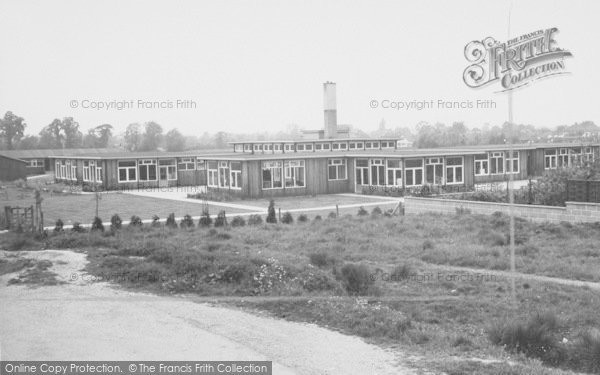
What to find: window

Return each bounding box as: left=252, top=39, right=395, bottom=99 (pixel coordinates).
left=262, top=161, right=283, bottom=189
left=355, top=159, right=369, bottom=185
left=178, top=158, right=195, bottom=171
left=57, top=160, right=66, bottom=179
left=243, top=144, right=252, bottom=152
left=544, top=149, right=557, bottom=169
left=446, top=157, right=463, bottom=184
left=558, top=148, right=569, bottom=167
left=207, top=161, right=218, bottom=187
left=297, top=144, right=305, bottom=151
left=285, top=160, right=305, bottom=188
left=328, top=159, right=347, bottom=180
left=387, top=159, right=402, bottom=186
left=355, top=142, right=364, bottom=150
left=118, top=160, right=137, bottom=182
left=405, top=159, right=423, bottom=186
left=83, top=161, right=91, bottom=182
left=196, top=159, right=206, bottom=170
left=322, top=143, right=330, bottom=150
left=95, top=163, right=103, bottom=182
left=370, top=159, right=385, bottom=186
left=305, top=144, right=313, bottom=151
left=284, top=144, right=293, bottom=152
left=585, top=147, right=594, bottom=162
left=234, top=144, right=244, bottom=152
left=505, top=151, right=519, bottom=173
left=28, top=159, right=42, bottom=168
left=315, top=143, right=323, bottom=151
left=569, top=147, right=582, bottom=166
left=381, top=141, right=395, bottom=149
left=349, top=142, right=356, bottom=150
left=69, top=160, right=77, bottom=180
left=372, top=142, right=380, bottom=149
left=334, top=142, right=347, bottom=150
left=425, top=157, right=444, bottom=184
left=55, top=161, right=63, bottom=179
left=365, top=142, right=372, bottom=149
left=475, top=154, right=489, bottom=175
left=274, top=144, right=282, bottom=152
left=265, top=144, right=272, bottom=151
left=159, top=159, right=177, bottom=180
left=490, top=152, right=504, bottom=174
left=138, top=159, right=157, bottom=181
left=332, top=143, right=339, bottom=150
left=230, top=162, right=242, bottom=189
left=218, top=161, right=229, bottom=187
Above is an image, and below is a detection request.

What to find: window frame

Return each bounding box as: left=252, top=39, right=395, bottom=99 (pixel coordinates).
left=118, top=160, right=138, bottom=182
left=328, top=159, right=347, bottom=181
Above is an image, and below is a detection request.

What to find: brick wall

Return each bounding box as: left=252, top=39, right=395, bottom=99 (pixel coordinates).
left=404, top=197, right=600, bottom=223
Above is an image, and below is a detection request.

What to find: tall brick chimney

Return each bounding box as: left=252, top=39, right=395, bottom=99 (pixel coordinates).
left=323, top=82, right=337, bottom=139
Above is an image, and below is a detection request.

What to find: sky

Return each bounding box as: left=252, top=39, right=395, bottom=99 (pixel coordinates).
left=1, top=0, right=599, bottom=136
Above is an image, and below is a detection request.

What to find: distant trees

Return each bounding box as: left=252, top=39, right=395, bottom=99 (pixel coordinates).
left=139, top=121, right=163, bottom=151
left=0, top=111, right=26, bottom=150
left=37, top=117, right=83, bottom=149
left=83, top=124, right=113, bottom=148
left=124, top=123, right=142, bottom=151
left=165, top=128, right=185, bottom=151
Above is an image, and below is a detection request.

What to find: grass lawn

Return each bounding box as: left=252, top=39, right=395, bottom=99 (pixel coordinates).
left=2, top=210, right=599, bottom=374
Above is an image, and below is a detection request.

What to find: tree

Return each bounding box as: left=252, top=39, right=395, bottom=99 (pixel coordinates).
left=0, top=111, right=26, bottom=150
left=84, top=124, right=113, bottom=148
left=140, top=121, right=163, bottom=151
left=61, top=117, right=83, bottom=148
left=39, top=119, right=64, bottom=148
left=214, top=131, right=228, bottom=149
left=124, top=123, right=142, bottom=151
left=17, top=135, right=39, bottom=149
left=165, top=128, right=185, bottom=151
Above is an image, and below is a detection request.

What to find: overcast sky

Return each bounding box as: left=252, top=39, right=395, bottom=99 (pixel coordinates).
left=1, top=0, right=598, bottom=135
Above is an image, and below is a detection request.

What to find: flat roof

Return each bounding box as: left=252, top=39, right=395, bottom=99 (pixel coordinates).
left=11, top=141, right=598, bottom=161
left=228, top=137, right=400, bottom=144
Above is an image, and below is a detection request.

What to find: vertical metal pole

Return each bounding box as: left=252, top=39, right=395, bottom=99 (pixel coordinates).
left=507, top=0, right=517, bottom=308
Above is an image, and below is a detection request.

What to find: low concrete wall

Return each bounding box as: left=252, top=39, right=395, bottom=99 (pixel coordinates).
left=404, top=197, right=600, bottom=223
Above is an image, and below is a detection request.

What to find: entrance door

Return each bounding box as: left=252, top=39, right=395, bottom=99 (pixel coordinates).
left=159, top=166, right=169, bottom=187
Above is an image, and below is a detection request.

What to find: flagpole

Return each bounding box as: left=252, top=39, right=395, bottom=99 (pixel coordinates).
left=507, top=0, right=517, bottom=308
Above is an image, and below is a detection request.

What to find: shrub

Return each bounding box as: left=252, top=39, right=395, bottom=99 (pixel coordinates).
left=71, top=222, right=85, bottom=233
left=110, top=214, right=122, bottom=232
left=151, top=215, right=161, bottom=227
left=328, top=211, right=337, bottom=219
left=166, top=213, right=177, bottom=229
left=371, top=206, right=383, bottom=216
left=214, top=210, right=227, bottom=227
left=54, top=219, right=64, bottom=233
left=266, top=200, right=277, bottom=224
left=281, top=212, right=293, bottom=224
left=91, top=217, right=104, bottom=232
left=247, top=214, right=263, bottom=226
left=390, top=264, right=412, bottom=281
left=313, top=215, right=322, bottom=221
left=129, top=215, right=142, bottom=228
left=297, top=214, right=308, bottom=223
left=230, top=216, right=246, bottom=227
left=571, top=329, right=600, bottom=373
left=357, top=206, right=368, bottom=216
left=488, top=312, right=566, bottom=366
left=180, top=214, right=195, bottom=229
left=199, top=208, right=212, bottom=227
left=309, top=251, right=337, bottom=268
left=339, top=263, right=375, bottom=296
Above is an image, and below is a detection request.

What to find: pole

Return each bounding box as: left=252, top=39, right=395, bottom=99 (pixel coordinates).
left=507, top=0, right=517, bottom=308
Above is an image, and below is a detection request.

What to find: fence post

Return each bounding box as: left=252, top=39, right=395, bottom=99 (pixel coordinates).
left=336, top=204, right=339, bottom=217
left=278, top=208, right=281, bottom=222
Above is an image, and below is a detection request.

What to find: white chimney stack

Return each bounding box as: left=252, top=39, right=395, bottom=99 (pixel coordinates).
left=323, top=82, right=337, bottom=139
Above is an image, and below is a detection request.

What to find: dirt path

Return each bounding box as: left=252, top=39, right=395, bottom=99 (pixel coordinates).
left=0, top=250, right=415, bottom=375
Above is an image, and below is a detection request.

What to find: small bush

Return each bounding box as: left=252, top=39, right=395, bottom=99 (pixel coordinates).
left=166, top=213, right=177, bottom=228
left=266, top=200, right=277, bottom=224
left=54, top=219, right=64, bottom=233
left=357, top=207, right=368, bottom=216
left=180, top=214, right=195, bottom=228
left=571, top=329, right=600, bottom=373
left=230, top=216, right=246, bottom=227
left=281, top=212, right=293, bottom=224
left=309, top=251, right=337, bottom=268
left=71, top=222, right=85, bottom=233
left=371, top=206, right=383, bottom=216
left=339, top=263, right=375, bottom=296
left=390, top=264, right=412, bottom=280
left=151, top=214, right=161, bottom=227
left=199, top=209, right=212, bottom=227
left=455, top=206, right=472, bottom=215
left=214, top=210, right=227, bottom=227
left=313, top=215, right=322, bottom=221
left=328, top=211, right=337, bottom=219
left=297, top=214, right=308, bottom=223
left=129, top=215, right=142, bottom=228
left=488, top=312, right=565, bottom=366
left=110, top=214, right=122, bottom=232
left=247, top=214, right=263, bottom=226
left=91, top=217, right=104, bottom=232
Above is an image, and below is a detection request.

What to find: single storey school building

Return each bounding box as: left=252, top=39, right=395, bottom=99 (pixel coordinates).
left=42, top=140, right=599, bottom=198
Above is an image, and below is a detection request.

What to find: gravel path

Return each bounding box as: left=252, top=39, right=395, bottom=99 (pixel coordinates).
left=0, top=250, right=415, bottom=375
